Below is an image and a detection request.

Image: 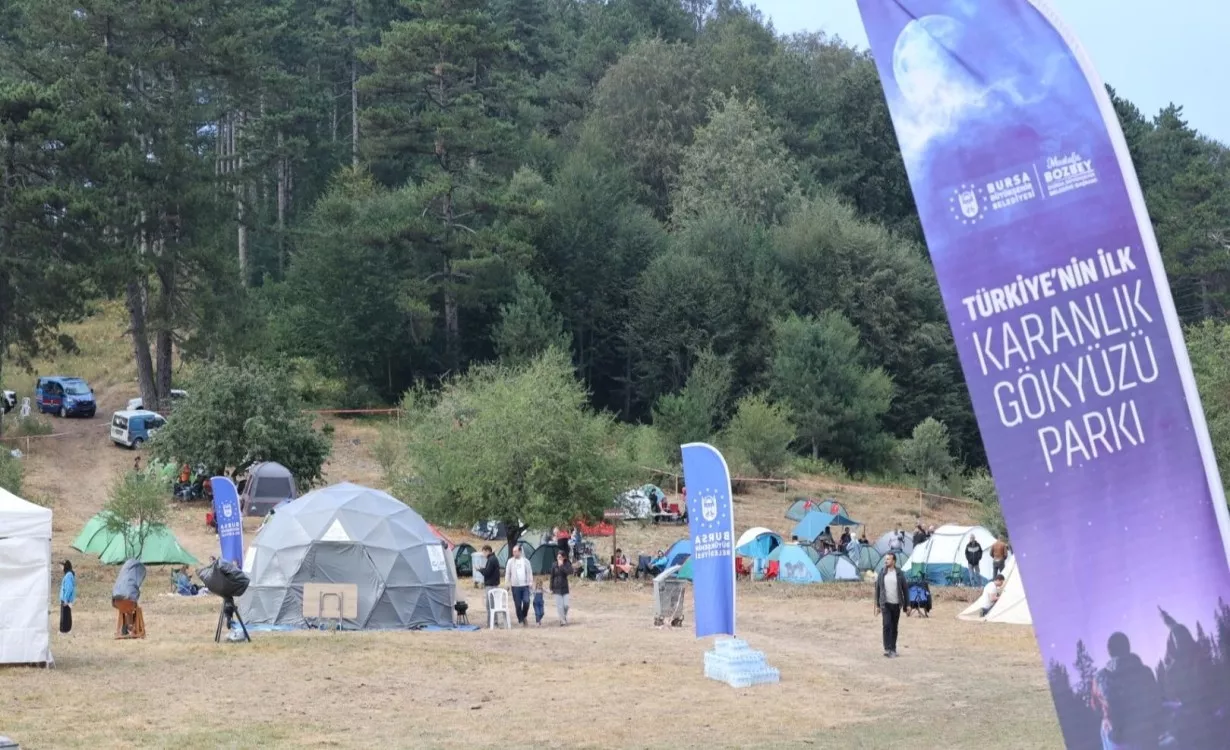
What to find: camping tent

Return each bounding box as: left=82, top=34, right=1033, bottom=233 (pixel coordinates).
left=785, top=497, right=847, bottom=522
left=495, top=540, right=536, bottom=568
left=242, top=462, right=298, bottom=517
left=657, top=538, right=693, bottom=568
left=72, top=511, right=121, bottom=554
left=0, top=487, right=52, bottom=665
left=454, top=543, right=476, bottom=576
left=848, top=544, right=882, bottom=572
left=528, top=542, right=560, bottom=575
left=873, top=530, right=914, bottom=557
left=903, top=524, right=997, bottom=585
left=774, top=544, right=823, bottom=584
left=735, top=527, right=782, bottom=558
left=816, top=553, right=860, bottom=582
left=829, top=513, right=861, bottom=528
left=792, top=511, right=837, bottom=543
left=239, top=482, right=456, bottom=630
left=98, top=525, right=198, bottom=566
left=959, top=557, right=1031, bottom=624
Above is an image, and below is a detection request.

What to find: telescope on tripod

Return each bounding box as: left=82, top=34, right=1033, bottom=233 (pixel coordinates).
left=198, top=558, right=252, bottom=643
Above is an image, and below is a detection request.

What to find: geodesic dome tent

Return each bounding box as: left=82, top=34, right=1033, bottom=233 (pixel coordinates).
left=238, top=482, right=456, bottom=630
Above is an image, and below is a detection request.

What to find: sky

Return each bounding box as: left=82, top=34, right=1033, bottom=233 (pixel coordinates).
left=752, top=0, right=1229, bottom=145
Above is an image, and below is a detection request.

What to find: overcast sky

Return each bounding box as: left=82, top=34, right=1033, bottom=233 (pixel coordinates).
left=752, top=0, right=1229, bottom=145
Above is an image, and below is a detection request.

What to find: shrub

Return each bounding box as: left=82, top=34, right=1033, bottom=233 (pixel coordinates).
left=896, top=418, right=957, bottom=487
left=722, top=394, right=795, bottom=477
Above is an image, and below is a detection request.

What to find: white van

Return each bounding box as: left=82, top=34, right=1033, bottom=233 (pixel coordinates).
left=110, top=409, right=167, bottom=449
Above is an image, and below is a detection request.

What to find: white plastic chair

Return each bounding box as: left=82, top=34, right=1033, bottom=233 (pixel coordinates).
left=19, top=397, right=30, bottom=418
left=486, top=588, right=511, bottom=629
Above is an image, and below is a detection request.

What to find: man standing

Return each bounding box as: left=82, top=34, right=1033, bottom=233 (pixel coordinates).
left=480, top=545, right=501, bottom=627
left=964, top=535, right=984, bottom=585
left=989, top=537, right=1009, bottom=578
left=874, top=552, right=909, bottom=657
left=506, top=544, right=534, bottom=626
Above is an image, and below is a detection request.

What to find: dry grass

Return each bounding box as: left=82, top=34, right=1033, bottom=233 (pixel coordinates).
left=0, top=308, right=1063, bottom=749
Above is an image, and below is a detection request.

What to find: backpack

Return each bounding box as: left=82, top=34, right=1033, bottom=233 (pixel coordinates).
left=1098, top=660, right=1160, bottom=745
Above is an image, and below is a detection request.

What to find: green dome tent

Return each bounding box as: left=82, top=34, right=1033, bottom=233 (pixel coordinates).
left=98, top=524, right=198, bottom=566
left=495, top=539, right=536, bottom=569
left=71, top=512, right=122, bottom=554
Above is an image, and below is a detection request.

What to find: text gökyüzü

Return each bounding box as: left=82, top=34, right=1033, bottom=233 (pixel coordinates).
left=971, top=277, right=1158, bottom=474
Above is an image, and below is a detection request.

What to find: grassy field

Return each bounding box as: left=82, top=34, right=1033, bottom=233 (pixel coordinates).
left=1, top=308, right=1064, bottom=749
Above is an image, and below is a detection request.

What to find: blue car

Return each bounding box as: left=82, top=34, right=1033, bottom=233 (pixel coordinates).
left=36, top=376, right=97, bottom=418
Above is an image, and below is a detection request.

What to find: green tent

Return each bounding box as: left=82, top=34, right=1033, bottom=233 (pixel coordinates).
left=675, top=557, right=692, bottom=581
left=98, top=524, right=198, bottom=566
left=71, top=512, right=122, bottom=554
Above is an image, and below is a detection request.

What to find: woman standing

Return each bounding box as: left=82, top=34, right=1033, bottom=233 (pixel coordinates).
left=549, top=551, right=573, bottom=626
left=59, top=560, right=76, bottom=634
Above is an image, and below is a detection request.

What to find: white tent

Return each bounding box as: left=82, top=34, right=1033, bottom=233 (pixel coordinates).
left=0, top=487, right=53, bottom=665
left=902, top=524, right=998, bottom=584
left=959, top=556, right=1032, bottom=625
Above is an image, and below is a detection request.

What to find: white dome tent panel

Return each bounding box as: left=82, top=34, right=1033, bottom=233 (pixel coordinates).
left=960, top=557, right=1032, bottom=625
left=903, top=524, right=997, bottom=585
left=238, top=482, right=455, bottom=630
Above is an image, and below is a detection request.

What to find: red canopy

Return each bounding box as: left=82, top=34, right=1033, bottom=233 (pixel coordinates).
left=428, top=524, right=455, bottom=550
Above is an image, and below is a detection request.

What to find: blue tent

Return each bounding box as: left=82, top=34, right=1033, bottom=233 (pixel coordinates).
left=735, top=530, right=783, bottom=558
left=816, top=553, right=861, bottom=582
left=774, top=544, right=824, bottom=584
left=792, top=511, right=837, bottom=543
left=830, top=513, right=861, bottom=528
left=655, top=538, right=693, bottom=568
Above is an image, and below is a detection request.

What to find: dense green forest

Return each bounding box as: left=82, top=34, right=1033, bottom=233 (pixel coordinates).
left=1, top=0, right=1228, bottom=480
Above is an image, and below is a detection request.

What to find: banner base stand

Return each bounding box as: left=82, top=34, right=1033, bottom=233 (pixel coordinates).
left=703, top=637, right=779, bottom=688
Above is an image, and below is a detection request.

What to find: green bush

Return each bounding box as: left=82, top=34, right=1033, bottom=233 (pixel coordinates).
left=0, top=450, right=23, bottom=495
left=965, top=468, right=1008, bottom=540
left=722, top=394, right=795, bottom=477
left=896, top=418, right=957, bottom=488
left=6, top=415, right=54, bottom=437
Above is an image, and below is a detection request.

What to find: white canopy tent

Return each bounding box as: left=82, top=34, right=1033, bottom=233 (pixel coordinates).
left=902, top=524, right=998, bottom=584
left=0, top=487, right=53, bottom=665
left=959, top=556, right=1032, bottom=625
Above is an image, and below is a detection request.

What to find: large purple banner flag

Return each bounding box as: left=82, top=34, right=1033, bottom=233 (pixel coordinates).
left=855, top=1, right=1230, bottom=747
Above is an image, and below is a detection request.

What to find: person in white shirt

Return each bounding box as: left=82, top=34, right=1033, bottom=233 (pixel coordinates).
left=506, top=544, right=535, bottom=626
left=980, top=574, right=1006, bottom=617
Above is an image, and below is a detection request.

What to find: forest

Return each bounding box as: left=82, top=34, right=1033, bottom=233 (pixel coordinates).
left=1, top=0, right=1228, bottom=484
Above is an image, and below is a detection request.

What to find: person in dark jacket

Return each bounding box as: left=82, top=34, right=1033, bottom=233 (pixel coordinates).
left=480, top=545, right=501, bottom=627
left=549, top=551, right=573, bottom=626
left=964, top=536, right=984, bottom=585
left=1091, top=632, right=1163, bottom=749
left=912, top=523, right=929, bottom=547
left=874, top=552, right=910, bottom=657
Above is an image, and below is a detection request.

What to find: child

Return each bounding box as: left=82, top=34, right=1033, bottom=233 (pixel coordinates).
left=532, top=581, right=545, bottom=626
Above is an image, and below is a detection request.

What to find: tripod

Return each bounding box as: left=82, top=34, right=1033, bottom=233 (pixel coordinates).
left=214, top=596, right=251, bottom=643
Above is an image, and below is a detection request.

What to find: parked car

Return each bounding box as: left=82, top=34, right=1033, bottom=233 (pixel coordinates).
left=36, top=376, right=96, bottom=418
left=127, top=389, right=188, bottom=412
left=127, top=388, right=186, bottom=410
left=110, top=409, right=166, bottom=449
left=2, top=390, right=15, bottom=414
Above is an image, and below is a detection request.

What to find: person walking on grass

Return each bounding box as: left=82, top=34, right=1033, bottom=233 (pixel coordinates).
left=549, top=551, right=573, bottom=626
left=506, top=543, right=534, bottom=627
left=59, top=560, right=76, bottom=635
left=874, top=552, right=909, bottom=657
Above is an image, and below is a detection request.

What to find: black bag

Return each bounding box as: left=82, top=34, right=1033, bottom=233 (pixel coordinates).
left=198, top=559, right=250, bottom=598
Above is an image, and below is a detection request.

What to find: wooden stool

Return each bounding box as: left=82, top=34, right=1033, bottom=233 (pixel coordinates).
left=113, top=599, right=147, bottom=639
